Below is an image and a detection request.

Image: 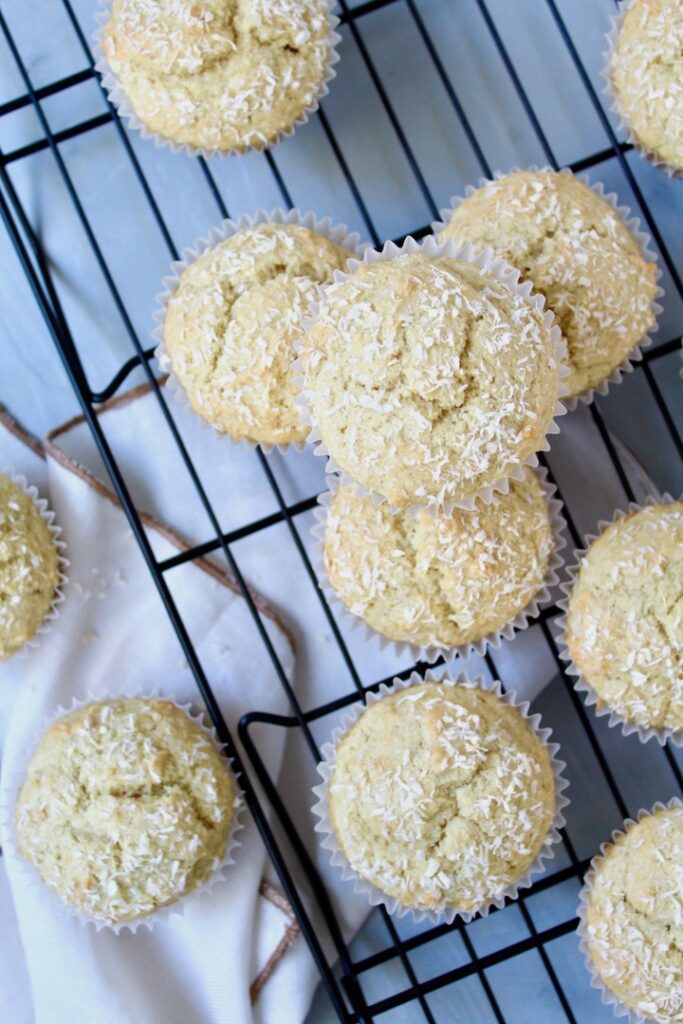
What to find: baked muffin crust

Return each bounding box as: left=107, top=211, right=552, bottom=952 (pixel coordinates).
left=323, top=468, right=554, bottom=649
left=0, top=474, right=59, bottom=660
left=566, top=502, right=683, bottom=734
left=164, top=222, right=352, bottom=446
left=438, top=170, right=657, bottom=397
left=15, top=699, right=236, bottom=923
left=327, top=681, right=557, bottom=913
left=584, top=804, right=683, bottom=1024
left=103, top=0, right=333, bottom=152
left=610, top=0, right=683, bottom=172
left=302, top=253, right=561, bottom=510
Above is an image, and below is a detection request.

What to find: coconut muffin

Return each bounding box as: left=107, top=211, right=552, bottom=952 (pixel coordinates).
left=301, top=253, right=562, bottom=510
left=610, top=0, right=683, bottom=173
left=582, top=804, right=683, bottom=1024
left=565, top=502, right=683, bottom=735
left=102, top=0, right=333, bottom=152
left=323, top=468, right=555, bottom=650
left=15, top=699, right=236, bottom=924
left=164, top=222, right=353, bottom=446
left=326, top=681, right=557, bottom=913
left=438, top=170, right=658, bottom=398
left=0, top=475, right=60, bottom=660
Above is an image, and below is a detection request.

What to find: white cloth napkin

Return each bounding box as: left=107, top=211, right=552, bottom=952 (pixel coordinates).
left=0, top=406, right=303, bottom=1024
left=0, top=387, right=657, bottom=1024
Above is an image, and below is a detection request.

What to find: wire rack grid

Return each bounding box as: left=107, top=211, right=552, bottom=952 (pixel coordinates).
left=0, top=0, right=681, bottom=1021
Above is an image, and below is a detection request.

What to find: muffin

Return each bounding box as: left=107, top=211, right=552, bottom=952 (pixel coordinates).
left=609, top=0, right=683, bottom=173
left=581, top=803, right=683, bottom=1023
left=565, top=502, right=683, bottom=736
left=301, top=252, right=562, bottom=511
left=324, top=680, right=558, bottom=914
left=322, top=468, right=556, bottom=651
left=0, top=475, right=60, bottom=660
left=163, top=222, right=353, bottom=446
left=437, top=170, right=658, bottom=398
left=102, top=0, right=334, bottom=153
left=15, top=699, right=236, bottom=924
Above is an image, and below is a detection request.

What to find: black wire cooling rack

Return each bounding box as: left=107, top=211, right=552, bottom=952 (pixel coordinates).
left=1, top=1, right=682, bottom=1021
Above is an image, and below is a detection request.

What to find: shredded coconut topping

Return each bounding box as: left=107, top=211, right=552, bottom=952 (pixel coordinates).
left=15, top=699, right=236, bottom=924
left=611, top=0, right=683, bottom=172
left=103, top=0, right=332, bottom=150
left=440, top=170, right=658, bottom=398
left=302, top=254, right=560, bottom=509
left=324, top=468, right=553, bottom=649
left=0, top=474, right=59, bottom=660
left=327, top=682, right=556, bottom=912
left=585, top=805, right=683, bottom=1024
left=567, top=503, right=683, bottom=733
left=164, top=223, right=351, bottom=445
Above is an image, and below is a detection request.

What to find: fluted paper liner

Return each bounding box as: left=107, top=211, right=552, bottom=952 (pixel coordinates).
left=577, top=797, right=683, bottom=1023
left=557, top=492, right=682, bottom=747
left=311, top=669, right=570, bottom=925
left=1, top=691, right=244, bottom=934
left=93, top=0, right=341, bottom=159
left=294, top=235, right=570, bottom=515
left=1, top=469, right=69, bottom=660
left=602, top=1, right=683, bottom=180
left=310, top=467, right=567, bottom=665
left=153, top=208, right=365, bottom=454
left=431, top=165, right=664, bottom=410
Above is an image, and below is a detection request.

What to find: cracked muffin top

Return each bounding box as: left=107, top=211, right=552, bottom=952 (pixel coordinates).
left=326, top=681, right=557, bottom=913
left=0, top=474, right=60, bottom=660
left=102, top=0, right=333, bottom=152
left=438, top=170, right=658, bottom=398
left=301, top=253, right=562, bottom=511
left=566, top=502, right=683, bottom=735
left=610, top=0, right=683, bottom=173
left=323, top=468, right=554, bottom=651
left=583, top=804, right=683, bottom=1024
left=15, top=699, right=236, bottom=923
left=164, top=222, right=353, bottom=446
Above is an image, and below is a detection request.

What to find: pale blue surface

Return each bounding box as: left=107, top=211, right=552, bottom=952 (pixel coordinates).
left=0, top=1, right=682, bottom=1022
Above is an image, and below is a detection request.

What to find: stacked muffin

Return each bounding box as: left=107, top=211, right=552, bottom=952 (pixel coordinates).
left=160, top=218, right=356, bottom=448
left=320, top=467, right=560, bottom=656
left=300, top=245, right=564, bottom=512
left=436, top=169, right=658, bottom=401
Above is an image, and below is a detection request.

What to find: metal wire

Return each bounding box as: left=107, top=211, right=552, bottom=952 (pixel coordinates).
left=0, top=1, right=681, bottom=1020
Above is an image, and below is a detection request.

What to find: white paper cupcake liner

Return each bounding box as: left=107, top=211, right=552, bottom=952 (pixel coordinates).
left=577, top=796, right=683, bottom=1024
left=310, top=466, right=567, bottom=665
left=557, top=491, right=682, bottom=747
left=93, top=0, right=341, bottom=159
left=153, top=208, right=365, bottom=454
left=602, top=1, right=683, bottom=180
left=1, top=469, right=69, bottom=661
left=431, top=165, right=664, bottom=410
left=294, top=234, right=570, bottom=515
left=311, top=669, right=570, bottom=925
left=1, top=691, right=244, bottom=934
